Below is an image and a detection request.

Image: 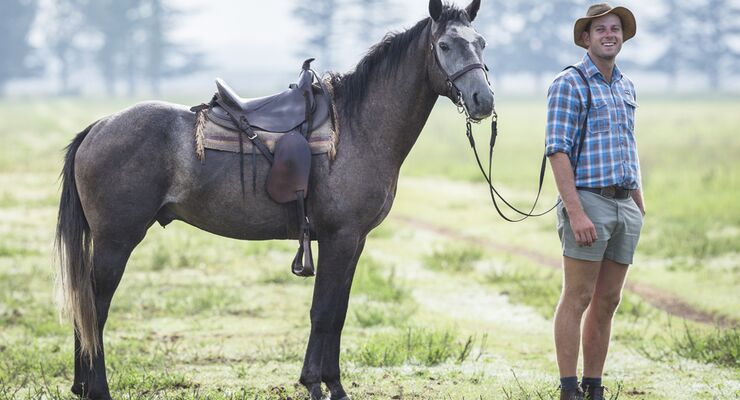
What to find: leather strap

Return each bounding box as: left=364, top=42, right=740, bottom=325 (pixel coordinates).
left=449, top=63, right=486, bottom=81
left=577, top=186, right=631, bottom=199
left=563, top=65, right=591, bottom=173
left=215, top=97, right=275, bottom=164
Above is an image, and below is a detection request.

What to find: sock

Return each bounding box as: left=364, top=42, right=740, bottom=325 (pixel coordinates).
left=560, top=376, right=579, bottom=391
left=581, top=376, right=602, bottom=389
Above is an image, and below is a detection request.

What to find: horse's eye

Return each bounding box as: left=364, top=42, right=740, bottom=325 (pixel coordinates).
left=439, top=42, right=450, bottom=51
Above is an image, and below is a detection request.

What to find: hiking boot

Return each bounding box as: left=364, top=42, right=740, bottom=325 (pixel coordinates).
left=583, top=385, right=605, bottom=400
left=560, top=387, right=584, bottom=400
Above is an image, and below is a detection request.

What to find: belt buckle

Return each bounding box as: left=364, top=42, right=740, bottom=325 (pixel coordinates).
left=601, top=186, right=616, bottom=198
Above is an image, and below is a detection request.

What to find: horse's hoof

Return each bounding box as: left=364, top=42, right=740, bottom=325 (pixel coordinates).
left=70, top=384, right=83, bottom=396
left=307, top=385, right=324, bottom=400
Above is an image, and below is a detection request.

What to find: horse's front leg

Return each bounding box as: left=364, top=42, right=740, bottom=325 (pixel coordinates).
left=321, top=237, right=366, bottom=400
left=299, top=232, right=364, bottom=400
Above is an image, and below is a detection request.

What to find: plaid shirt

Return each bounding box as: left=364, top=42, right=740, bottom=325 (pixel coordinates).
left=546, top=54, right=641, bottom=189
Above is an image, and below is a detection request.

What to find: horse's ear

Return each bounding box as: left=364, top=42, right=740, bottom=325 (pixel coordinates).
left=429, top=0, right=442, bottom=21
left=466, top=0, right=481, bottom=21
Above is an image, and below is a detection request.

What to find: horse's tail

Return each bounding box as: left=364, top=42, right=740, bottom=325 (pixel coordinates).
left=55, top=122, right=98, bottom=365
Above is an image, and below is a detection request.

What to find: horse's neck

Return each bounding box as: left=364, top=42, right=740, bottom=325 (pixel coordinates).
left=345, top=37, right=438, bottom=167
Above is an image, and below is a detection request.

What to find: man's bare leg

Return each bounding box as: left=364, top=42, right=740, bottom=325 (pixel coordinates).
left=554, top=256, right=602, bottom=378
left=582, top=258, right=629, bottom=379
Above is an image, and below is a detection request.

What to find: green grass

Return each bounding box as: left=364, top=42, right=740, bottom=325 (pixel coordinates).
left=351, top=257, right=409, bottom=303
left=351, top=300, right=417, bottom=328
left=349, top=327, right=485, bottom=367
left=483, top=257, right=562, bottom=318
left=0, top=98, right=738, bottom=399
left=638, top=323, right=740, bottom=369
left=500, top=376, right=624, bottom=400
left=423, top=244, right=484, bottom=273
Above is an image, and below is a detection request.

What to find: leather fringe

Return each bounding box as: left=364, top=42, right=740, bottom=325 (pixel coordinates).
left=194, top=109, right=207, bottom=162
left=323, top=78, right=340, bottom=160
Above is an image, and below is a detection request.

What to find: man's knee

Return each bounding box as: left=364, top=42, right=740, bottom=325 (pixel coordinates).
left=559, top=288, right=594, bottom=314
left=593, top=291, right=622, bottom=317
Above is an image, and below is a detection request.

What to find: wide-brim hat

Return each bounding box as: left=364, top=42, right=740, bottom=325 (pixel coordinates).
left=573, top=3, right=636, bottom=49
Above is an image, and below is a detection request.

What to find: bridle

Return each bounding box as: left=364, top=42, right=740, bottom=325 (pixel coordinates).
left=430, top=35, right=557, bottom=222
left=430, top=41, right=489, bottom=118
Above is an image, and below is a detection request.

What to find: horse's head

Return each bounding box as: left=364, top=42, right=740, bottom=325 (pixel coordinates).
left=427, top=0, right=494, bottom=121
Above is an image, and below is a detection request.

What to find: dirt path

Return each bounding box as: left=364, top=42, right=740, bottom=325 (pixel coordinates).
left=394, top=215, right=738, bottom=328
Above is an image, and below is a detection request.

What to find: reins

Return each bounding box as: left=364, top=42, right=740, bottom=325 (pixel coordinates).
left=435, top=49, right=592, bottom=222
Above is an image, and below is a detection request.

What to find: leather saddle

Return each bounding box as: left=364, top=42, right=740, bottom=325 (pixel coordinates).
left=208, top=59, right=331, bottom=135
left=194, top=58, right=332, bottom=278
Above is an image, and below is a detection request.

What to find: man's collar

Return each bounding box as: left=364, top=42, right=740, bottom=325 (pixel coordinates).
left=581, top=53, right=623, bottom=82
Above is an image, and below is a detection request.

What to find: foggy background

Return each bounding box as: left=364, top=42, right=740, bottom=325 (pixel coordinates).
left=3, top=0, right=740, bottom=98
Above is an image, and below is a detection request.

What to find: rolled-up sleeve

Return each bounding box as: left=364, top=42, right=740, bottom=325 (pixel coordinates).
left=545, top=77, right=580, bottom=157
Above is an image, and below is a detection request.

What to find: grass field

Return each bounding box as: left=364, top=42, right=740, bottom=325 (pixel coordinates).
left=0, top=97, right=738, bottom=399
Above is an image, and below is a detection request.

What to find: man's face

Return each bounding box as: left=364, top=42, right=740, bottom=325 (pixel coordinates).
left=582, top=14, right=623, bottom=60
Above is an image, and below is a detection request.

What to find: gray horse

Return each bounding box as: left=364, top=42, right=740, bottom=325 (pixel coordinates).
left=55, top=0, right=494, bottom=398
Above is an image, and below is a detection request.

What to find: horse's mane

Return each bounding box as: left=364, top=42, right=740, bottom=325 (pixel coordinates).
left=328, top=5, right=470, bottom=118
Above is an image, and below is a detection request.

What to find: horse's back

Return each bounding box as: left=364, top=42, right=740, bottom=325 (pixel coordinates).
left=74, top=101, right=294, bottom=241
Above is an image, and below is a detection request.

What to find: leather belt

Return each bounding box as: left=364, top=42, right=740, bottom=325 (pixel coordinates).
left=577, top=186, right=632, bottom=199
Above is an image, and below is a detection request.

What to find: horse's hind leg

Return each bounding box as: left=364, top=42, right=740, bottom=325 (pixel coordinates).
left=71, top=234, right=142, bottom=400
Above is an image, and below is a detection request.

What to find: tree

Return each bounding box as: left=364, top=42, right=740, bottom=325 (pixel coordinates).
left=144, top=0, right=205, bottom=95
left=79, top=0, right=146, bottom=95
left=647, top=0, right=740, bottom=91
left=352, top=0, right=402, bottom=51
left=293, top=0, right=340, bottom=69
left=478, top=0, right=584, bottom=85
left=46, top=0, right=86, bottom=95
left=645, top=0, right=685, bottom=90
left=687, top=0, right=740, bottom=89
left=78, top=0, right=204, bottom=96
left=0, top=0, right=42, bottom=96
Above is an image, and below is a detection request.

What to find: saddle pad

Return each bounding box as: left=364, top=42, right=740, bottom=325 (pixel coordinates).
left=198, top=113, right=336, bottom=158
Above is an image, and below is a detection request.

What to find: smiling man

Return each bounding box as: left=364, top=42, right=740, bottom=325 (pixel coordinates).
left=545, top=4, right=645, bottom=400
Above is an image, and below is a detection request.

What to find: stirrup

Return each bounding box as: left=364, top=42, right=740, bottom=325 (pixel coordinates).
left=291, top=194, right=315, bottom=277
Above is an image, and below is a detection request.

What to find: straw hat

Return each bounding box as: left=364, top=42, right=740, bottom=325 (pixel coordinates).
left=573, top=3, right=636, bottom=49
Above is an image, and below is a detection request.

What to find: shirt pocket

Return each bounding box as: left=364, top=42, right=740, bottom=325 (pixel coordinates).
left=623, top=97, right=638, bottom=132
left=587, top=99, right=610, bottom=134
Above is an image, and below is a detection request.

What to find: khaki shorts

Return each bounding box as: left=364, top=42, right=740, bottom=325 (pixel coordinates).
left=556, top=190, right=644, bottom=265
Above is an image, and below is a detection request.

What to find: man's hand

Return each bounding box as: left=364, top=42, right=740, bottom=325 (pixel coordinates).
left=548, top=152, right=598, bottom=246
left=631, top=189, right=646, bottom=216
left=568, top=209, right=597, bottom=246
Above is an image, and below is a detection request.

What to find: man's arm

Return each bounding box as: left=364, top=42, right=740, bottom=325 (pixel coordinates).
left=549, top=152, right=597, bottom=246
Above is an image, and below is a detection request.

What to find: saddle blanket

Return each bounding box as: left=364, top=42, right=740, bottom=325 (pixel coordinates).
left=194, top=110, right=337, bottom=160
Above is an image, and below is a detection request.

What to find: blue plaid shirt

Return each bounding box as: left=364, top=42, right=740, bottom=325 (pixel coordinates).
left=546, top=54, right=641, bottom=189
